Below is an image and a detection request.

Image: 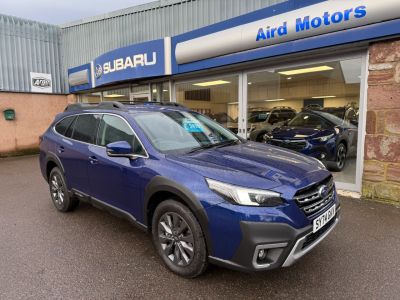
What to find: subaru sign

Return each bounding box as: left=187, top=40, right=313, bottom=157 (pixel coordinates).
left=93, top=39, right=167, bottom=87
left=175, top=0, right=400, bottom=64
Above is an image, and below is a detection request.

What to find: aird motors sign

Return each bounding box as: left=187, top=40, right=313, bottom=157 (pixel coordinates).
left=30, top=72, right=52, bottom=93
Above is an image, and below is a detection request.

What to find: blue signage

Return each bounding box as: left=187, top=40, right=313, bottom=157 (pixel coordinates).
left=93, top=39, right=165, bottom=87
left=68, top=63, right=92, bottom=93
left=256, top=6, right=367, bottom=42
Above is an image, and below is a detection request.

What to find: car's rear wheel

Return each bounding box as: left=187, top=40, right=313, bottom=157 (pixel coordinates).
left=152, top=200, right=208, bottom=278
left=331, top=143, right=347, bottom=172
left=49, top=167, right=79, bottom=212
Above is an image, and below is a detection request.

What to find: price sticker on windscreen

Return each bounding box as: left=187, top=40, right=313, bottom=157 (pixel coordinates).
left=182, top=119, right=204, bottom=133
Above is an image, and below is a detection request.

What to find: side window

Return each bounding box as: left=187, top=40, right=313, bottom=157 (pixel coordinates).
left=65, top=117, right=77, bottom=138
left=287, top=111, right=296, bottom=120
left=97, top=115, right=145, bottom=156
left=55, top=116, right=76, bottom=136
left=269, top=112, right=280, bottom=124
left=72, top=114, right=101, bottom=144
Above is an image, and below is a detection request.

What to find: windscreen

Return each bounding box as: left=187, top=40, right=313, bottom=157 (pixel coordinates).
left=132, top=111, right=239, bottom=154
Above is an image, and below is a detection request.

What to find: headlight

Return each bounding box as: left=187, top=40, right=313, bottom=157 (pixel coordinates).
left=314, top=134, right=334, bottom=142
left=315, top=158, right=326, bottom=169
left=206, top=178, right=283, bottom=207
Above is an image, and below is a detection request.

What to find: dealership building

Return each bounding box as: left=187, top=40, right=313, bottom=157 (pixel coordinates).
left=0, top=0, right=399, bottom=204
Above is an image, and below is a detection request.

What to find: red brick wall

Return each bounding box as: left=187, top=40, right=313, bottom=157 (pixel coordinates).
left=364, top=38, right=400, bottom=205
left=0, top=93, right=76, bottom=156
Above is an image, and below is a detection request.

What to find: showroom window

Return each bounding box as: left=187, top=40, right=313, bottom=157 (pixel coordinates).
left=246, top=57, right=363, bottom=186
left=151, top=82, right=170, bottom=102
left=79, top=84, right=153, bottom=103
left=103, top=88, right=130, bottom=102
left=79, top=92, right=102, bottom=103
left=175, top=75, right=239, bottom=134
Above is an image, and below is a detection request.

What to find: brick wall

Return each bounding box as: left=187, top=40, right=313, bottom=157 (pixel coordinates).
left=363, top=38, right=400, bottom=205
left=0, top=93, right=76, bottom=157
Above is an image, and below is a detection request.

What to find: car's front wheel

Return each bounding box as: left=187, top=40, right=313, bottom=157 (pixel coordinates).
left=331, top=143, right=347, bottom=172
left=152, top=200, right=208, bottom=278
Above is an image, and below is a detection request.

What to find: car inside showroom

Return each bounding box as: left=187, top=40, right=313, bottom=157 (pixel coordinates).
left=173, top=55, right=364, bottom=190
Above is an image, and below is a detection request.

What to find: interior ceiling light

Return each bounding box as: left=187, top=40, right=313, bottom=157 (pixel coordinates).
left=264, top=98, right=285, bottom=102
left=248, top=82, right=253, bottom=85
left=287, top=77, right=293, bottom=80
left=193, top=80, right=231, bottom=87
left=152, top=89, right=158, bottom=93
left=312, top=96, right=337, bottom=99
left=278, top=66, right=334, bottom=76
left=103, top=94, right=125, bottom=98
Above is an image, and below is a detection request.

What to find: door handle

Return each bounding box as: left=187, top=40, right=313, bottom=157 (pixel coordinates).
left=89, top=156, right=98, bottom=165
left=58, top=146, right=65, bottom=154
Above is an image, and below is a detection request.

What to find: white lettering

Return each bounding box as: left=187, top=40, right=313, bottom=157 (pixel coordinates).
left=101, top=52, right=157, bottom=75
left=145, top=52, right=157, bottom=65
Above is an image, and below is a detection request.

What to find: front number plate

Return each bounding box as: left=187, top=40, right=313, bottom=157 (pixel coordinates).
left=313, top=205, right=336, bottom=233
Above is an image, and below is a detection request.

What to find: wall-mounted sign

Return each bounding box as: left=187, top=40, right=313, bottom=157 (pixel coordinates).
left=93, top=39, right=168, bottom=87
left=30, top=72, right=52, bottom=93
left=175, top=0, right=400, bottom=64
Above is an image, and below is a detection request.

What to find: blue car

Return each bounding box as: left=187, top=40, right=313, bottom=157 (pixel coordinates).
left=267, top=110, right=358, bottom=172
left=39, top=101, right=340, bottom=278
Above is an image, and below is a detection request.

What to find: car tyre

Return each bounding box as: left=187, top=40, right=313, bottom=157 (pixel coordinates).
left=152, top=200, right=208, bottom=278
left=331, top=143, right=347, bottom=172
left=48, top=167, right=79, bottom=212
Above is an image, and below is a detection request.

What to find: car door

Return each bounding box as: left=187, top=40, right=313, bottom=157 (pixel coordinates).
left=56, top=113, right=101, bottom=195
left=87, top=114, right=148, bottom=218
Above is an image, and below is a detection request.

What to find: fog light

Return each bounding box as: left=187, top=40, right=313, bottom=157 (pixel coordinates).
left=258, top=249, right=268, bottom=260
left=320, top=153, right=326, bottom=159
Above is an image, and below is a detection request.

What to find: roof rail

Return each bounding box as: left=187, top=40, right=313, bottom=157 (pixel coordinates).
left=272, top=106, right=295, bottom=110
left=64, top=101, right=186, bottom=112
left=65, top=101, right=127, bottom=112
left=117, top=101, right=185, bottom=108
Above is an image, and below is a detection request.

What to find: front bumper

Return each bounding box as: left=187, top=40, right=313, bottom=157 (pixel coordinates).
left=209, top=207, right=340, bottom=272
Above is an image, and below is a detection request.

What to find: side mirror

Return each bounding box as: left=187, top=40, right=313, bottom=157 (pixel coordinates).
left=106, top=141, right=135, bottom=158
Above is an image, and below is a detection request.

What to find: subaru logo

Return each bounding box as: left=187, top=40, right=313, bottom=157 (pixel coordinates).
left=318, top=185, right=329, bottom=198
left=95, top=64, right=103, bottom=79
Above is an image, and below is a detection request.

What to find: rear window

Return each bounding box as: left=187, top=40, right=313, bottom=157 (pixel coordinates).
left=71, top=114, right=101, bottom=144
left=55, top=116, right=76, bottom=136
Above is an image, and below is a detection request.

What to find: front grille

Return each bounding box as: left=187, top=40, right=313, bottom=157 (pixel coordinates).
left=302, top=217, right=336, bottom=249
left=269, top=139, right=307, bottom=151
left=294, top=176, right=335, bottom=217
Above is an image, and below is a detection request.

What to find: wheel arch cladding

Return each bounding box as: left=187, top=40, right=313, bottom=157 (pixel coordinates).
left=45, top=152, right=65, bottom=180
left=144, top=176, right=213, bottom=254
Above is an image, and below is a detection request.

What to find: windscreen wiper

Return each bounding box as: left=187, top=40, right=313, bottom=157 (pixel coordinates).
left=187, top=139, right=239, bottom=154
left=186, top=144, right=217, bottom=154
left=214, top=139, right=240, bottom=148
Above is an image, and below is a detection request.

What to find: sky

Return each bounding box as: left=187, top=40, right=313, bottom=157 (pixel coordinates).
left=1, top=0, right=155, bottom=24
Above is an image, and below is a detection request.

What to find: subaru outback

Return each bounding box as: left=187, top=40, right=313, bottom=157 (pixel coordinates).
left=39, top=101, right=340, bottom=278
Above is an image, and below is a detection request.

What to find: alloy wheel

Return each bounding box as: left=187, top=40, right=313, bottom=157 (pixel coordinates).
left=50, top=174, right=65, bottom=207
left=337, top=145, right=346, bottom=169
left=158, top=212, right=195, bottom=266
